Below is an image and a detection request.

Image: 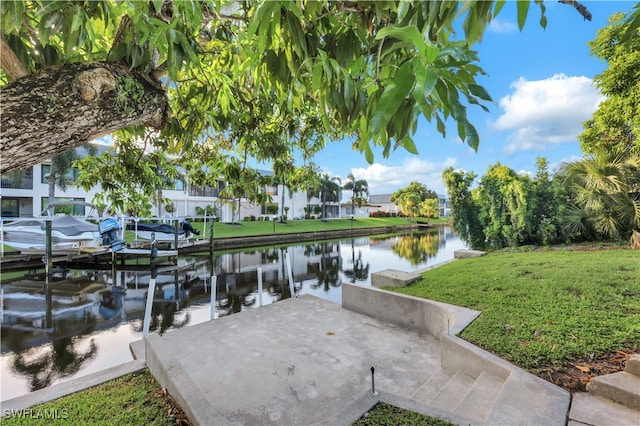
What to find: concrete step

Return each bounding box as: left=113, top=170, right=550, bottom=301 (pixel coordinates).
left=626, top=354, right=640, bottom=377
left=454, top=371, right=507, bottom=422
left=485, top=372, right=569, bottom=425
left=411, top=369, right=454, bottom=404
left=570, top=392, right=640, bottom=426
left=587, top=371, right=640, bottom=409
left=429, top=370, right=476, bottom=412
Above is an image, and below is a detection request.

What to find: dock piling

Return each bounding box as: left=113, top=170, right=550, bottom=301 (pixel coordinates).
left=257, top=267, right=263, bottom=307
left=210, top=275, right=217, bottom=320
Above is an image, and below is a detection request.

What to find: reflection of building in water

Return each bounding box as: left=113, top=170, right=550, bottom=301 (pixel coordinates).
left=212, top=241, right=344, bottom=299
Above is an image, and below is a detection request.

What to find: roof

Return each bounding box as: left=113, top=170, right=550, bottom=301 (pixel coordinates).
left=368, top=194, right=394, bottom=204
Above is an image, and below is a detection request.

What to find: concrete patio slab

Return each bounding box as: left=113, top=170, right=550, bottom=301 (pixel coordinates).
left=143, top=286, right=572, bottom=426
left=144, top=294, right=444, bottom=425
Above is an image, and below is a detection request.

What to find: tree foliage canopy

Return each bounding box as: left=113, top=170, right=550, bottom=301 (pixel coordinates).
left=444, top=159, right=572, bottom=250
left=571, top=12, right=640, bottom=240
left=391, top=181, right=437, bottom=218
left=1, top=0, right=623, bottom=214
left=579, top=12, right=640, bottom=156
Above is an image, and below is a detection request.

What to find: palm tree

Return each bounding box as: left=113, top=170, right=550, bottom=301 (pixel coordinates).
left=307, top=174, right=341, bottom=221
left=564, top=147, right=640, bottom=240
left=342, top=173, right=369, bottom=219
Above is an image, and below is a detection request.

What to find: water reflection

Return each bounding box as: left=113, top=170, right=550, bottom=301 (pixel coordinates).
left=1, top=227, right=464, bottom=401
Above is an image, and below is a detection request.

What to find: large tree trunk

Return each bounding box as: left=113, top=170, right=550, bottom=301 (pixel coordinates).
left=1, top=62, right=169, bottom=174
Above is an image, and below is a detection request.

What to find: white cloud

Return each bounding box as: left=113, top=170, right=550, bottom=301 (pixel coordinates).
left=350, top=157, right=457, bottom=195
left=93, top=135, right=113, bottom=146
left=488, top=18, right=518, bottom=34
left=549, top=154, right=584, bottom=173
left=490, top=74, right=605, bottom=154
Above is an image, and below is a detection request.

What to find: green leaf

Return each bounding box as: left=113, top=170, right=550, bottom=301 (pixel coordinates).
left=517, top=0, right=530, bottom=30
left=400, top=136, right=419, bottom=155
left=311, top=60, right=323, bottom=92
left=1, top=0, right=24, bottom=33
left=425, top=44, right=440, bottom=64
left=63, top=28, right=80, bottom=57
left=70, top=5, right=85, bottom=32
left=494, top=0, right=507, bottom=16
left=282, top=1, right=303, bottom=18
left=464, top=120, right=480, bottom=151
left=397, top=1, right=410, bottom=22
left=152, top=0, right=164, bottom=15
left=376, top=26, right=426, bottom=56
left=364, top=141, right=374, bottom=164
left=344, top=76, right=354, bottom=113
left=423, top=69, right=438, bottom=97
left=468, top=84, right=492, bottom=101
left=369, top=62, right=415, bottom=136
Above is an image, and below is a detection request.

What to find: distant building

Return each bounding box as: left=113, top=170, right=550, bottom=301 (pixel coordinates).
left=0, top=147, right=336, bottom=222
left=368, top=194, right=400, bottom=215
left=367, top=193, right=450, bottom=217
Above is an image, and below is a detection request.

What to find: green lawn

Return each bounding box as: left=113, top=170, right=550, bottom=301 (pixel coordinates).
left=199, top=216, right=445, bottom=239
left=352, top=402, right=455, bottom=426
left=0, top=370, right=185, bottom=426
left=390, top=248, right=640, bottom=369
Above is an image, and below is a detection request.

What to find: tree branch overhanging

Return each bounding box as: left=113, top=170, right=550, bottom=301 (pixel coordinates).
left=559, top=0, right=592, bottom=21
left=0, top=34, right=28, bottom=81
left=0, top=62, right=169, bottom=174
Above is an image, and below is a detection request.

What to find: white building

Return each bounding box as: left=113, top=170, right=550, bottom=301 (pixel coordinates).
left=0, top=155, right=338, bottom=222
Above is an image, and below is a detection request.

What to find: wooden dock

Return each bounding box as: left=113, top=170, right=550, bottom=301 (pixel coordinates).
left=0, top=245, right=180, bottom=272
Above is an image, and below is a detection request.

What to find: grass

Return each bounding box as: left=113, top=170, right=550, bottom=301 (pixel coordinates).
left=0, top=370, right=186, bottom=425
left=390, top=248, right=640, bottom=369
left=352, top=402, right=455, bottom=426
left=197, top=217, right=446, bottom=239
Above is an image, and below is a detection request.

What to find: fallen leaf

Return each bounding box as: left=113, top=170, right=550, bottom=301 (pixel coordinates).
left=574, top=364, right=590, bottom=373
left=551, top=344, right=557, bottom=351
left=326, top=331, right=335, bottom=335
left=580, top=376, right=592, bottom=383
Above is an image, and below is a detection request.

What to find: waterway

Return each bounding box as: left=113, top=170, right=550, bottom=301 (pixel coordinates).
left=0, top=227, right=465, bottom=402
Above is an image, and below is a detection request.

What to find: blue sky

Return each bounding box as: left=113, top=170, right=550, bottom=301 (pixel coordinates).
left=316, top=1, right=633, bottom=197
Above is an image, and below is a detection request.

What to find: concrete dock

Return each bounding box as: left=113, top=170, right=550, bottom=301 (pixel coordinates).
left=141, top=284, right=571, bottom=425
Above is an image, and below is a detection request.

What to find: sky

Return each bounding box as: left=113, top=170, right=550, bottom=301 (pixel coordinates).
left=314, top=1, right=634, bottom=197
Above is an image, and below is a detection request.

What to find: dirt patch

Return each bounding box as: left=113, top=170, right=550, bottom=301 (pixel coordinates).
left=533, top=350, right=632, bottom=392
left=150, top=382, right=192, bottom=425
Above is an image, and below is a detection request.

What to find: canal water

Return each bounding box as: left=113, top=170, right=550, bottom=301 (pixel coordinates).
left=0, top=227, right=465, bottom=402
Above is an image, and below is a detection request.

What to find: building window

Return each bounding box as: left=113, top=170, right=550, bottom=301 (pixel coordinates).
left=41, top=165, right=78, bottom=184
left=164, top=177, right=185, bottom=191
left=1, top=199, right=19, bottom=217
left=0, top=168, right=33, bottom=189
left=189, top=185, right=220, bottom=197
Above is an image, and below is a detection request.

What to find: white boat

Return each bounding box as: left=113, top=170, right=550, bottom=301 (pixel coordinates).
left=1, top=201, right=103, bottom=250
left=126, top=219, right=200, bottom=242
